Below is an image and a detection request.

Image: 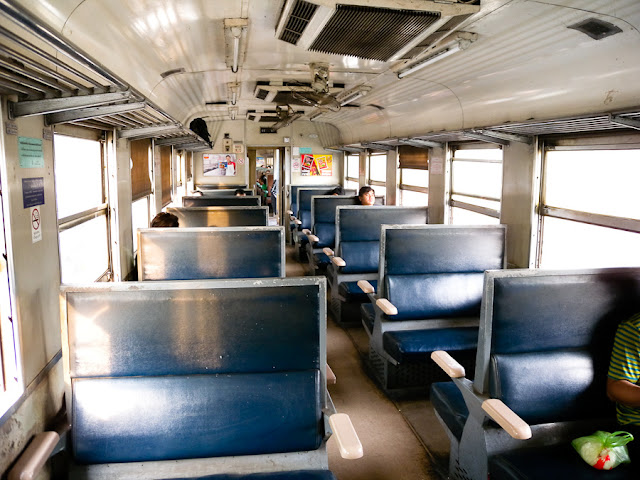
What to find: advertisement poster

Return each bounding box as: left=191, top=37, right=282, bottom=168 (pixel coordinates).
left=301, top=154, right=332, bottom=176
left=203, top=153, right=237, bottom=176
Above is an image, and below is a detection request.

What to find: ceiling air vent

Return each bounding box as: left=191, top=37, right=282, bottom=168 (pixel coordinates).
left=309, top=5, right=439, bottom=61
left=278, top=0, right=319, bottom=45
left=568, top=18, right=622, bottom=40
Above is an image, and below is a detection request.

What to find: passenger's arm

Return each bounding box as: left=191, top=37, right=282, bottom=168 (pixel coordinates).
left=607, top=378, right=640, bottom=407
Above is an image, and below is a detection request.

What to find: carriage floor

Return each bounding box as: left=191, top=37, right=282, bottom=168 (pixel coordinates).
left=285, top=245, right=449, bottom=480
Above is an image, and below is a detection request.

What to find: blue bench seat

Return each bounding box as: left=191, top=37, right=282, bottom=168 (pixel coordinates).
left=338, top=280, right=377, bottom=303
left=430, top=382, right=468, bottom=442
left=383, top=327, right=478, bottom=364
left=489, top=444, right=636, bottom=479
left=175, top=471, right=337, bottom=480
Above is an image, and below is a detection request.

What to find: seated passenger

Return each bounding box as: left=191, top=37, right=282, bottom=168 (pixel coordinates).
left=150, top=212, right=179, bottom=228
left=607, top=313, right=640, bottom=457
left=235, top=188, right=246, bottom=196
left=328, top=186, right=344, bottom=196
left=358, top=186, right=376, bottom=206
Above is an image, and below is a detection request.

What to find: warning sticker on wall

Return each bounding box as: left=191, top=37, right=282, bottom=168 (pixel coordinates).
left=31, top=206, right=41, bottom=243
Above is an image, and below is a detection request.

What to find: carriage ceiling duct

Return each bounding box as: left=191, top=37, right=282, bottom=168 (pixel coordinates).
left=275, top=0, right=480, bottom=62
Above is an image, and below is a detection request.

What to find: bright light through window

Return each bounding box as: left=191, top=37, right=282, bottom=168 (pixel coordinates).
left=54, top=135, right=103, bottom=218
left=346, top=154, right=359, bottom=179
left=131, top=197, right=150, bottom=252
left=59, top=216, right=109, bottom=283
left=369, top=154, right=386, bottom=182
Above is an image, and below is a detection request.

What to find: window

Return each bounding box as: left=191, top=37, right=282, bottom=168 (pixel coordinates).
left=131, top=196, right=150, bottom=253
left=345, top=153, right=359, bottom=190
left=0, top=191, right=19, bottom=416
left=54, top=133, right=110, bottom=283
left=449, top=146, right=502, bottom=225
left=538, top=144, right=640, bottom=268
left=367, top=151, right=387, bottom=200
left=399, top=168, right=428, bottom=206
left=160, top=146, right=172, bottom=207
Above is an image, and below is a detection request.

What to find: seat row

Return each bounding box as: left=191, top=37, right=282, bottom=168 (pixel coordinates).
left=9, top=204, right=362, bottom=480
left=431, top=267, right=640, bottom=479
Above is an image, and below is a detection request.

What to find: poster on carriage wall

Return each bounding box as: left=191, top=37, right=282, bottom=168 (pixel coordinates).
left=203, top=153, right=237, bottom=176
left=300, top=154, right=332, bottom=176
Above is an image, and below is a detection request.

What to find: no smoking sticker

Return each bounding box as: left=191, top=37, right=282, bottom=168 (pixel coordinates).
left=31, top=206, right=41, bottom=243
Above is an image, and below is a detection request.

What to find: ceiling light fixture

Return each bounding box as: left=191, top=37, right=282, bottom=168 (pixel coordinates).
left=338, top=86, right=371, bottom=106
left=397, top=43, right=462, bottom=79
left=224, top=19, right=248, bottom=74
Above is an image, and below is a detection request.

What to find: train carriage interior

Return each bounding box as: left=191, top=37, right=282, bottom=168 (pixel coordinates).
left=1, top=0, right=640, bottom=479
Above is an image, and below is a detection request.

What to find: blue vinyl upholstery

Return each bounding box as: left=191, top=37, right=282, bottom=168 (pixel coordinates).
left=338, top=280, right=377, bottom=303
left=62, top=278, right=329, bottom=472
left=383, top=327, right=479, bottom=363
left=339, top=241, right=379, bottom=274
left=73, top=371, right=322, bottom=463
left=431, top=268, right=640, bottom=480
left=430, top=382, right=469, bottom=441
left=138, top=227, right=284, bottom=280
left=175, top=470, right=337, bottom=480
left=183, top=196, right=261, bottom=207
left=167, top=207, right=269, bottom=227
left=385, top=273, right=485, bottom=320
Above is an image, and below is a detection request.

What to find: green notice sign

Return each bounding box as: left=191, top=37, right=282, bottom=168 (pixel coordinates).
left=19, top=136, right=44, bottom=168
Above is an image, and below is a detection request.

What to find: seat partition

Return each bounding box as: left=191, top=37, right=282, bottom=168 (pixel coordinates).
left=137, top=226, right=284, bottom=280
left=60, top=277, right=329, bottom=474
left=167, top=206, right=269, bottom=227
left=182, top=195, right=260, bottom=207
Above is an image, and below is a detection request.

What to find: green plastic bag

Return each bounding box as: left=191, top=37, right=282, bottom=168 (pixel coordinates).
left=572, top=431, right=634, bottom=470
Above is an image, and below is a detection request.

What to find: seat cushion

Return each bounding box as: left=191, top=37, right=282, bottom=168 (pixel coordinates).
left=490, top=444, right=637, bottom=480
left=430, top=382, right=468, bottom=441
left=338, top=280, right=377, bottom=303
left=361, top=303, right=375, bottom=335
left=73, top=371, right=322, bottom=463
left=313, top=252, right=331, bottom=266
left=175, top=470, right=337, bottom=480
left=383, top=327, right=478, bottom=363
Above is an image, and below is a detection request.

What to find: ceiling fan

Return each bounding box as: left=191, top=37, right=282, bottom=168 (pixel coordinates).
left=290, top=63, right=342, bottom=112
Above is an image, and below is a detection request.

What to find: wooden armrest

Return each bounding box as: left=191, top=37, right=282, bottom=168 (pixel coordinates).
left=376, top=298, right=398, bottom=316
left=302, top=229, right=311, bottom=235
left=323, top=247, right=334, bottom=257
left=287, top=210, right=293, bottom=215
left=329, top=413, right=363, bottom=460
left=308, top=234, right=319, bottom=242
left=289, top=215, right=296, bottom=222
left=357, top=280, right=375, bottom=294
left=294, top=219, right=302, bottom=225
left=331, top=256, right=346, bottom=267
left=326, top=364, right=337, bottom=385
left=482, top=399, right=532, bottom=440
left=8, top=431, right=60, bottom=480
left=431, top=350, right=465, bottom=378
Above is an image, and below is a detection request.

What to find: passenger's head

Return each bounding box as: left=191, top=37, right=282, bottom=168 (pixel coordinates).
left=226, top=155, right=231, bottom=161
left=328, top=187, right=344, bottom=196
left=150, top=212, right=179, bottom=228
left=358, top=186, right=376, bottom=206
left=235, top=188, right=246, bottom=196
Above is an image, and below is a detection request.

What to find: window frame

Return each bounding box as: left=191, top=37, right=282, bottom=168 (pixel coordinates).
left=54, top=130, right=112, bottom=282
left=448, top=142, right=503, bottom=223
left=535, top=134, right=640, bottom=268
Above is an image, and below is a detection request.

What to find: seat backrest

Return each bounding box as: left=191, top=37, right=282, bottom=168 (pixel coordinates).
left=137, top=226, right=284, bottom=280
left=167, top=206, right=268, bottom=227
left=297, top=188, right=345, bottom=229
left=335, top=206, right=428, bottom=274
left=381, top=225, right=506, bottom=320
left=475, top=268, right=640, bottom=425
left=182, top=195, right=260, bottom=207
left=61, top=277, right=327, bottom=464
left=310, top=195, right=359, bottom=248
left=289, top=184, right=338, bottom=217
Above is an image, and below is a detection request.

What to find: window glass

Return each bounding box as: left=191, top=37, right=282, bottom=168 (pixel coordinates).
left=59, top=215, right=109, bottom=283
left=346, top=154, right=359, bottom=179
left=345, top=179, right=358, bottom=191
left=54, top=135, right=103, bottom=218
left=540, top=217, right=640, bottom=268
left=401, top=168, right=429, bottom=188
left=451, top=207, right=500, bottom=225
left=545, top=150, right=640, bottom=219
left=399, top=190, right=428, bottom=206
left=369, top=154, right=386, bottom=182
left=131, top=197, right=150, bottom=252
left=370, top=185, right=386, bottom=199
left=452, top=159, right=502, bottom=199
